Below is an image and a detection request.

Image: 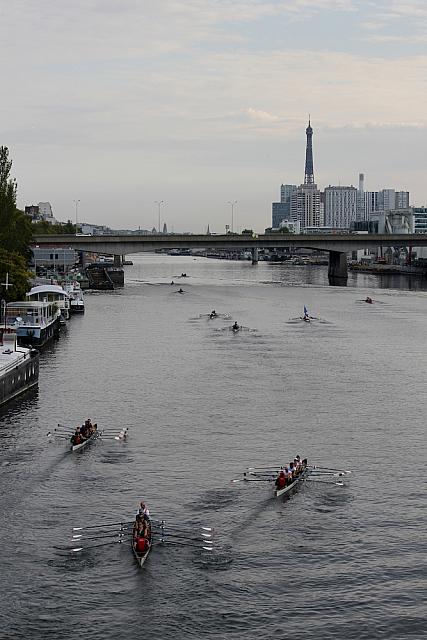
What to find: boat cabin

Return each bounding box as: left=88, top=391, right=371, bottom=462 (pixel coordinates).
left=27, top=285, right=70, bottom=321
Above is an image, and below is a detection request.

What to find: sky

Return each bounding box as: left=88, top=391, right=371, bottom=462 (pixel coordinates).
left=1, top=0, right=427, bottom=233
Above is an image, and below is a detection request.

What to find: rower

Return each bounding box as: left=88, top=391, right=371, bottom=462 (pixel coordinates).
left=178, top=288, right=184, bottom=293
left=288, top=461, right=295, bottom=479
left=210, top=310, right=217, bottom=318
left=365, top=296, right=373, bottom=304
left=275, top=470, right=287, bottom=490
left=232, top=321, right=239, bottom=331
left=135, top=535, right=149, bottom=554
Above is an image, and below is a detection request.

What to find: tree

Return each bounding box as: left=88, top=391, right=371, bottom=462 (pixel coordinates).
left=0, top=248, right=32, bottom=302
left=0, top=146, right=32, bottom=259
left=32, top=219, right=77, bottom=234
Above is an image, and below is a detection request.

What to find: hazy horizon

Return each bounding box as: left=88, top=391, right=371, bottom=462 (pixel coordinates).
left=2, top=0, right=427, bottom=233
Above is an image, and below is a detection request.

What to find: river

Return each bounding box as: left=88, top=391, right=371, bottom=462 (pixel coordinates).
left=0, top=255, right=426, bottom=640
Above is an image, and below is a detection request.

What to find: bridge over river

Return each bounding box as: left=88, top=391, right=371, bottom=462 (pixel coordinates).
left=33, top=233, right=427, bottom=286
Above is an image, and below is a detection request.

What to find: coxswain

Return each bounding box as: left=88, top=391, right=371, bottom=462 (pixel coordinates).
left=232, top=321, right=239, bottom=331
left=210, top=310, right=217, bottom=318
left=275, top=470, right=287, bottom=490
left=178, top=288, right=184, bottom=293
left=171, top=280, right=174, bottom=285
left=138, top=501, right=150, bottom=518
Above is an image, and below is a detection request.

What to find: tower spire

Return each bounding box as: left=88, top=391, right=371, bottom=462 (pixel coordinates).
left=304, top=117, right=314, bottom=185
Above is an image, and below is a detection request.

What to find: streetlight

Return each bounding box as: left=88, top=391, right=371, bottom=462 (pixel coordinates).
left=228, top=201, right=237, bottom=233
left=154, top=200, right=164, bottom=233
left=1, top=272, right=12, bottom=330
left=73, top=199, right=80, bottom=233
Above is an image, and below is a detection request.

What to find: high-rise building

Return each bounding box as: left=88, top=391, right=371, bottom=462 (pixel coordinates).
left=395, top=191, right=410, bottom=209
left=356, top=173, right=366, bottom=221
left=291, top=119, right=323, bottom=229
left=272, top=184, right=297, bottom=228
left=324, top=186, right=357, bottom=228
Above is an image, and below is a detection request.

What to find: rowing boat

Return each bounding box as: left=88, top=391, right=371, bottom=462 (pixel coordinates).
left=132, top=518, right=152, bottom=568
left=70, top=428, right=100, bottom=452
left=274, top=468, right=309, bottom=497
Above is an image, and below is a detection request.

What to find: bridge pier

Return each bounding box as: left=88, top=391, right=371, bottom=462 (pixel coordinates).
left=251, top=247, right=259, bottom=265
left=328, top=251, right=348, bottom=286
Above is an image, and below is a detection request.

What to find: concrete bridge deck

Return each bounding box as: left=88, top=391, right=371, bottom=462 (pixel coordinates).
left=32, top=233, right=427, bottom=286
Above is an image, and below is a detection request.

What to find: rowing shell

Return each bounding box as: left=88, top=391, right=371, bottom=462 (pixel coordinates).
left=70, top=429, right=100, bottom=452
left=274, top=469, right=309, bottom=498
left=132, top=525, right=152, bottom=568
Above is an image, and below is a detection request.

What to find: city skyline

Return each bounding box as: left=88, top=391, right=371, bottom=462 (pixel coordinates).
left=2, top=1, right=426, bottom=232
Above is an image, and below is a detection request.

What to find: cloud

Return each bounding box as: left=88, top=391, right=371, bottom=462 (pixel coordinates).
left=244, top=108, right=280, bottom=122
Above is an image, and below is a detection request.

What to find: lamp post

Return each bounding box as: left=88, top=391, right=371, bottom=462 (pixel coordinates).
left=228, top=200, right=237, bottom=233
left=73, top=199, right=80, bottom=233
left=154, top=200, right=164, bottom=234
left=1, top=272, right=12, bottom=331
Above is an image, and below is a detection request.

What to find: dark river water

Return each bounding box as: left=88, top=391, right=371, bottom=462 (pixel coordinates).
left=1, top=256, right=426, bottom=640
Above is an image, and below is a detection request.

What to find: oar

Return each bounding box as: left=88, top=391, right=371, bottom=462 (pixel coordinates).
left=308, top=471, right=346, bottom=477
left=310, top=466, right=352, bottom=474
left=152, top=531, right=211, bottom=543
left=47, top=433, right=70, bottom=440
left=70, top=538, right=128, bottom=553
left=158, top=539, right=213, bottom=551
left=73, top=520, right=133, bottom=531
left=72, top=529, right=132, bottom=541
left=245, top=469, right=276, bottom=475
left=305, top=479, right=344, bottom=486
left=151, top=519, right=212, bottom=531
left=244, top=465, right=286, bottom=473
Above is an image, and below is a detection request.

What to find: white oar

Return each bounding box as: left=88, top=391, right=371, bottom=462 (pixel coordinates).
left=309, top=471, right=347, bottom=477
left=73, top=520, right=133, bottom=531
left=310, top=466, right=352, bottom=474
left=305, top=479, right=344, bottom=486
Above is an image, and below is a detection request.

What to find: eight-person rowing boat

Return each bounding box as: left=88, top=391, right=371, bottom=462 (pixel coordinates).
left=274, top=456, right=308, bottom=497
left=239, top=455, right=350, bottom=497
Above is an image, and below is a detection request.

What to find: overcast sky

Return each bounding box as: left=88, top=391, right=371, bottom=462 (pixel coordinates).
left=2, top=0, right=426, bottom=232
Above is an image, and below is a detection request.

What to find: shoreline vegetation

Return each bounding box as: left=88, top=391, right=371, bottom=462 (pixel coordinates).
left=0, top=146, right=78, bottom=304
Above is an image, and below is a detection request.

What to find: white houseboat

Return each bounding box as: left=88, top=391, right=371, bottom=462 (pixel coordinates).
left=0, top=331, right=39, bottom=407
left=5, top=301, right=61, bottom=347
left=27, top=284, right=70, bottom=322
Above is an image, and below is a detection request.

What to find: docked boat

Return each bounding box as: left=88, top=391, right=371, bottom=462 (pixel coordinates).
left=64, top=281, right=85, bottom=313
left=5, top=300, right=61, bottom=347
left=0, top=331, right=39, bottom=407
left=27, top=284, right=70, bottom=322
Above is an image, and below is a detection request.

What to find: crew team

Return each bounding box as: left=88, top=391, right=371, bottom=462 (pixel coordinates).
left=275, top=455, right=308, bottom=490
left=133, top=501, right=151, bottom=554
left=70, top=419, right=97, bottom=446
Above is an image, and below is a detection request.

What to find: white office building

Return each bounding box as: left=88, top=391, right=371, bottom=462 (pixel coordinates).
left=324, top=186, right=357, bottom=229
